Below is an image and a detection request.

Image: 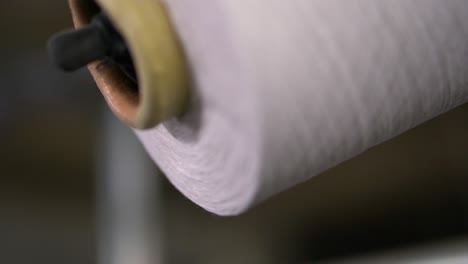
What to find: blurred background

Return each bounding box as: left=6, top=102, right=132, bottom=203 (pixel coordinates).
left=1, top=1, right=468, bottom=263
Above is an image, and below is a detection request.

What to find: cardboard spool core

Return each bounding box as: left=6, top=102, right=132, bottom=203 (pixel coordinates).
left=68, top=0, right=189, bottom=129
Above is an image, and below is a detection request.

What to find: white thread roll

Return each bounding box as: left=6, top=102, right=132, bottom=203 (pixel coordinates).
left=136, top=0, right=468, bottom=215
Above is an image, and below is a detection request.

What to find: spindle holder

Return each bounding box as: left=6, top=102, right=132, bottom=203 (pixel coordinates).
left=68, top=0, right=189, bottom=129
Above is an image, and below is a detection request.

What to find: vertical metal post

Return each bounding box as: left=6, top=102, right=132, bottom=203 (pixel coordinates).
left=97, top=108, right=163, bottom=264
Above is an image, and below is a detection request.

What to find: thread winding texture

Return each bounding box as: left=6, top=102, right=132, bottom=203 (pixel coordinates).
left=136, top=0, right=468, bottom=215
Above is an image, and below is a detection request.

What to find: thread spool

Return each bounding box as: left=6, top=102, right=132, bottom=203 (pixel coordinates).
left=67, top=0, right=190, bottom=129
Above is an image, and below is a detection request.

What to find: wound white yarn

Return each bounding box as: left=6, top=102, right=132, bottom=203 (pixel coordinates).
left=136, top=0, right=468, bottom=215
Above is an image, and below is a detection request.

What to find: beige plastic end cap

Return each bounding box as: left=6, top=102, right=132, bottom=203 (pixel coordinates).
left=68, top=0, right=189, bottom=129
